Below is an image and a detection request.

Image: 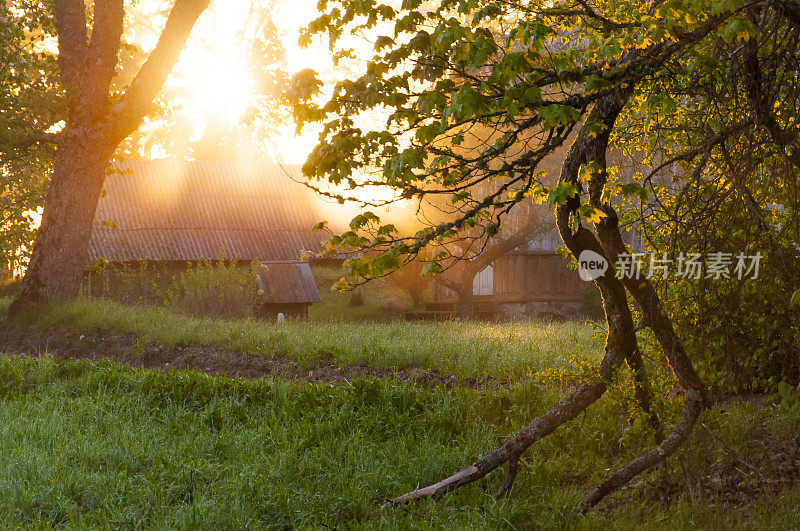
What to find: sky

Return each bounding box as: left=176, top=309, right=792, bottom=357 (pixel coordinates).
left=125, top=0, right=417, bottom=225
left=132, top=0, right=352, bottom=165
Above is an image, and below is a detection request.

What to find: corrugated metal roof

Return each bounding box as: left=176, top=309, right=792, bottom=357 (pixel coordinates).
left=255, top=261, right=321, bottom=304
left=517, top=227, right=565, bottom=253
left=516, top=226, right=645, bottom=254
left=88, top=159, right=330, bottom=263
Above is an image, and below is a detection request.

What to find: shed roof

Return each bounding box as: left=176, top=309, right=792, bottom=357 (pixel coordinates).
left=88, top=159, right=330, bottom=263
left=515, top=226, right=645, bottom=254
left=517, top=227, right=565, bottom=254
left=255, top=261, right=321, bottom=304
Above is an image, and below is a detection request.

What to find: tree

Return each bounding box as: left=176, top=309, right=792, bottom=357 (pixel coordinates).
left=6, top=0, right=210, bottom=316
left=615, top=3, right=800, bottom=393
left=382, top=258, right=430, bottom=307
left=291, top=0, right=798, bottom=510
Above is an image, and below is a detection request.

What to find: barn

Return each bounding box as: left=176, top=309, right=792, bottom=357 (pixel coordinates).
left=429, top=228, right=590, bottom=319
left=254, top=260, right=321, bottom=319
left=492, top=229, right=586, bottom=318
left=87, top=159, right=328, bottom=316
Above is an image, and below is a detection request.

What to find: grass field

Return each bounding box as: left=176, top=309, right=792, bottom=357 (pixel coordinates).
left=1, top=298, right=799, bottom=528
left=0, top=297, right=604, bottom=379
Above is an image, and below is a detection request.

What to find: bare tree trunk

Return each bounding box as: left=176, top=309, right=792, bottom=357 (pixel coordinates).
left=455, top=282, right=476, bottom=318
left=391, top=91, right=704, bottom=511
left=6, top=0, right=209, bottom=317
left=391, top=216, right=640, bottom=504
left=569, top=91, right=708, bottom=505
left=579, top=389, right=703, bottom=511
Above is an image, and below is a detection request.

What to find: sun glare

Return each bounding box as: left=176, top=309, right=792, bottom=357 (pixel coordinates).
left=165, top=0, right=259, bottom=138
left=129, top=0, right=411, bottom=214
left=127, top=0, right=263, bottom=141
left=173, top=53, right=256, bottom=132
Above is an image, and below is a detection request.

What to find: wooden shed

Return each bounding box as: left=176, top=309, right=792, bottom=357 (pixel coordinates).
left=84, top=159, right=336, bottom=313
left=493, top=228, right=584, bottom=305
left=254, top=261, right=321, bottom=319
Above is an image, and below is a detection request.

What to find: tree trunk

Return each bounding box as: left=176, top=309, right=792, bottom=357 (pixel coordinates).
left=392, top=91, right=705, bottom=511
left=8, top=133, right=110, bottom=314
left=455, top=282, right=476, bottom=318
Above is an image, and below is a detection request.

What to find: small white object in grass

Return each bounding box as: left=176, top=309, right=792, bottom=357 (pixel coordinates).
left=277, top=312, right=285, bottom=324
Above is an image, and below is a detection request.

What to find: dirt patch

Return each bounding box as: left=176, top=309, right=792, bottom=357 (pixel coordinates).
left=0, top=324, right=510, bottom=390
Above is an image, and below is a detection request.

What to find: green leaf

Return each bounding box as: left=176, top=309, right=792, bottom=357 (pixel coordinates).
left=539, top=104, right=581, bottom=129
left=790, top=289, right=800, bottom=308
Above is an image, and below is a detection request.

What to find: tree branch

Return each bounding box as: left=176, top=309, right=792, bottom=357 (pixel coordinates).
left=102, top=0, right=210, bottom=145
left=85, top=0, right=125, bottom=107
left=54, top=0, right=88, bottom=97
left=772, top=0, right=800, bottom=27
left=12, top=132, right=62, bottom=149
left=579, top=390, right=703, bottom=511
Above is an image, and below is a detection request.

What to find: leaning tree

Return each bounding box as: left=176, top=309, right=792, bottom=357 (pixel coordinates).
left=6, top=0, right=210, bottom=316
left=290, top=0, right=800, bottom=510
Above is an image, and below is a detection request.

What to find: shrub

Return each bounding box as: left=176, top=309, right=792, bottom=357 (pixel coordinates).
left=81, top=259, right=259, bottom=319
left=348, top=292, right=364, bottom=307
left=159, top=260, right=258, bottom=319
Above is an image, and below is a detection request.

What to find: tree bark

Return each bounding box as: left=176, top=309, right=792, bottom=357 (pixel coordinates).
left=455, top=285, right=475, bottom=318
left=578, top=389, right=703, bottom=511
left=392, top=91, right=703, bottom=511
left=391, top=231, right=637, bottom=504
left=8, top=134, right=112, bottom=312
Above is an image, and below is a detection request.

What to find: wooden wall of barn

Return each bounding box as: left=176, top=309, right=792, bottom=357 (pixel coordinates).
left=492, top=253, right=583, bottom=302
left=431, top=253, right=584, bottom=303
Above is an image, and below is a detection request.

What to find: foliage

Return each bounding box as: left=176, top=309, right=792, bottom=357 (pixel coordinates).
left=665, top=261, right=800, bottom=394
left=289, top=0, right=800, bottom=391
left=600, top=0, right=800, bottom=392
left=80, top=261, right=419, bottom=322
left=0, top=1, right=64, bottom=274
left=82, top=260, right=258, bottom=319
left=309, top=264, right=415, bottom=321
left=160, top=260, right=259, bottom=319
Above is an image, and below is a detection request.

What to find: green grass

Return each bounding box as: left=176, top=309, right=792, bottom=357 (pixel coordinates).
left=0, top=355, right=798, bottom=528
left=309, top=264, right=416, bottom=322
left=0, top=296, right=605, bottom=379
left=1, top=296, right=798, bottom=527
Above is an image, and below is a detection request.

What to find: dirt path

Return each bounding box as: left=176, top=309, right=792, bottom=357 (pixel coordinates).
left=0, top=324, right=510, bottom=390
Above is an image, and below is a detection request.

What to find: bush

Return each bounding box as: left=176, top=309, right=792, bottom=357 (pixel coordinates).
left=81, top=259, right=259, bottom=319
left=652, top=233, right=800, bottom=394
left=668, top=271, right=800, bottom=394
left=348, top=292, right=364, bottom=307
left=81, top=260, right=168, bottom=305
left=159, top=260, right=258, bottom=319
